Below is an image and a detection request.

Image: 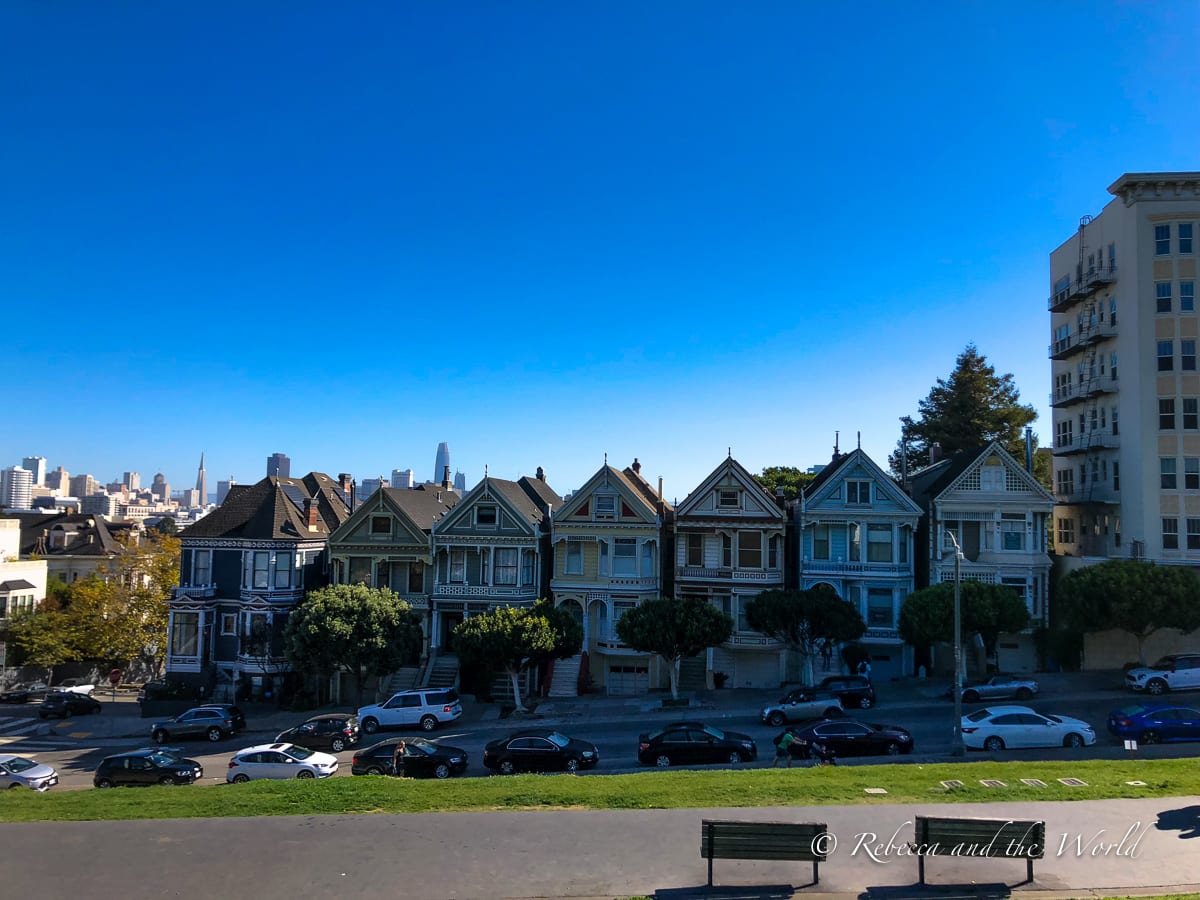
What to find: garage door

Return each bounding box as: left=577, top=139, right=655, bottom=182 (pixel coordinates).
left=733, top=652, right=780, bottom=690
left=607, top=664, right=649, bottom=695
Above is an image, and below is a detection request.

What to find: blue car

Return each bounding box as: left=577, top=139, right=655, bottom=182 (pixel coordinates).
left=1106, top=704, right=1200, bottom=744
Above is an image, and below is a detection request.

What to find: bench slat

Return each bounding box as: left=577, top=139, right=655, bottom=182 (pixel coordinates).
left=914, top=816, right=1045, bottom=860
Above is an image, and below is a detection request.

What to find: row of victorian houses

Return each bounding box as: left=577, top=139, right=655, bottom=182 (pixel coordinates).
left=165, top=443, right=1055, bottom=702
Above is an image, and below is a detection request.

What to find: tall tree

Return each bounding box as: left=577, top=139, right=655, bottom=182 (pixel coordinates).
left=754, top=466, right=816, bottom=502
left=899, top=581, right=1031, bottom=671
left=1056, top=560, right=1200, bottom=664
left=744, top=585, right=866, bottom=684
left=453, top=600, right=582, bottom=712
left=284, top=583, right=423, bottom=704
left=615, top=597, right=733, bottom=699
left=8, top=607, right=82, bottom=677
left=889, top=344, right=1042, bottom=482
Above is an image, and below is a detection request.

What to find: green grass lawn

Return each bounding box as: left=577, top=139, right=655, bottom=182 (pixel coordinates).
left=1, top=757, right=1197, bottom=823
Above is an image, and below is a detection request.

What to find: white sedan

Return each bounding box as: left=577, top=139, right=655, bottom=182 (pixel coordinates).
left=226, top=743, right=338, bottom=782
left=961, top=705, right=1097, bottom=751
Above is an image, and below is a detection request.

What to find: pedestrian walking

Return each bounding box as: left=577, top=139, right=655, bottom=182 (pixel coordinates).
left=772, top=730, right=796, bottom=768
left=392, top=739, right=407, bottom=777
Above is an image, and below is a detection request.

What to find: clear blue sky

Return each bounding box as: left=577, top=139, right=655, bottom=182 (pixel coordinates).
left=4, top=3, right=1198, bottom=500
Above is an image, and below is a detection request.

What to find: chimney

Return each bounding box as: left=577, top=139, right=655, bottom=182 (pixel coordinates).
left=536, top=466, right=545, bottom=482
left=303, top=498, right=319, bottom=531
left=657, top=476, right=663, bottom=499
left=442, top=466, right=452, bottom=490
left=631, top=458, right=642, bottom=475
left=930, top=442, right=943, bottom=465
left=338, top=473, right=353, bottom=496
left=775, top=487, right=787, bottom=510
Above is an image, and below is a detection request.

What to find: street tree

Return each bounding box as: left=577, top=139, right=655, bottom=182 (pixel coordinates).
left=284, top=583, right=423, bottom=705
left=615, top=597, right=733, bottom=700
left=753, top=466, right=816, bottom=502
left=8, top=605, right=82, bottom=677
left=1056, top=560, right=1200, bottom=665
left=452, top=600, right=582, bottom=712
left=889, top=344, right=1044, bottom=484
left=744, top=585, right=866, bottom=684
left=899, top=581, right=1031, bottom=671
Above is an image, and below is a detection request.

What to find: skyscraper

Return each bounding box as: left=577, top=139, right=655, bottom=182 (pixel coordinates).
left=45, top=466, right=69, bottom=493
left=69, top=474, right=98, bottom=498
left=453, top=470, right=466, bottom=493
left=152, top=473, right=171, bottom=502
left=1, top=466, right=33, bottom=509
left=217, top=478, right=236, bottom=505
left=123, top=471, right=141, bottom=491
left=434, top=442, right=450, bottom=483
left=267, top=452, right=291, bottom=478
left=391, top=468, right=414, bottom=489
left=21, top=456, right=46, bottom=486
left=196, top=452, right=208, bottom=505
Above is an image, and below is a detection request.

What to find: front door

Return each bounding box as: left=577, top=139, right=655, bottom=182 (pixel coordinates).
left=442, top=613, right=463, bottom=651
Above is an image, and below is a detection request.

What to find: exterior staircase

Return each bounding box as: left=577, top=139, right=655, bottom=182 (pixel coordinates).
left=678, top=655, right=708, bottom=693
left=547, top=653, right=582, bottom=698
left=424, top=653, right=460, bottom=689
left=382, top=665, right=422, bottom=697
left=489, top=672, right=518, bottom=704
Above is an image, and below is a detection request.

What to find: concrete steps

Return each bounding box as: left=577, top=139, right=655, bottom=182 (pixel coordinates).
left=547, top=653, right=581, bottom=698
left=678, top=655, right=707, bottom=692
left=426, top=654, right=459, bottom=689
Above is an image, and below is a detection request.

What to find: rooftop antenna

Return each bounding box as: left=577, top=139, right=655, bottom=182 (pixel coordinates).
left=834, top=431, right=840, bottom=456
left=857, top=431, right=861, bottom=450
left=727, top=447, right=732, bottom=458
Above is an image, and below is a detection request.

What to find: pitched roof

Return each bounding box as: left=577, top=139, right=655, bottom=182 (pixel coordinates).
left=181, top=473, right=351, bottom=540
left=381, top=485, right=459, bottom=533
left=908, top=447, right=988, bottom=509
left=517, top=474, right=563, bottom=515
left=4, top=513, right=125, bottom=557
left=0, top=579, right=36, bottom=591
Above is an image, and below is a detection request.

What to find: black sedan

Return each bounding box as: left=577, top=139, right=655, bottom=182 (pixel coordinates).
left=787, top=718, right=914, bottom=757
left=1, top=683, right=48, bottom=704
left=637, top=722, right=757, bottom=767
left=351, top=737, right=469, bottom=779
left=483, top=729, right=599, bottom=775
left=276, top=713, right=359, bottom=752
left=39, top=692, right=102, bottom=719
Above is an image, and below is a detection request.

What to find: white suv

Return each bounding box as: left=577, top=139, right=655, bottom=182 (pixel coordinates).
left=1126, top=654, right=1200, bottom=695
left=358, top=689, right=462, bottom=735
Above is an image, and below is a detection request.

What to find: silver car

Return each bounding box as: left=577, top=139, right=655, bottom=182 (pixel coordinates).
left=947, top=674, right=1039, bottom=703
left=0, top=754, right=58, bottom=791
left=760, top=690, right=844, bottom=726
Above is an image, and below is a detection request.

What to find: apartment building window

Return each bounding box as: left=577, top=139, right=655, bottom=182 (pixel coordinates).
left=1089, top=407, right=1098, bottom=432
left=1115, top=516, right=1122, bottom=546
left=738, top=531, right=762, bottom=569
left=1109, top=242, right=1117, bottom=268
left=1111, top=352, right=1118, bottom=381
left=1113, top=462, right=1120, bottom=491
left=521, top=550, right=535, bottom=586
left=1055, top=419, right=1073, bottom=448
left=450, top=550, right=467, bottom=583
left=1156, top=224, right=1171, bottom=255
left=273, top=552, right=292, bottom=589
left=717, top=490, right=739, bottom=510
left=812, top=524, right=830, bottom=559
left=475, top=506, right=498, bottom=527
left=1189, top=519, right=1200, bottom=550
left=686, top=533, right=703, bottom=566
left=1185, top=341, right=1198, bottom=371
left=193, top=549, right=211, bottom=586
left=1182, top=281, right=1196, bottom=312
left=1187, top=458, right=1200, bottom=490
left=1057, top=517, right=1075, bottom=545
left=846, top=481, right=870, bottom=504
left=1186, top=399, right=1199, bottom=429
left=1163, top=518, right=1180, bottom=550
left=171, top=613, right=199, bottom=657
left=1100, top=406, right=1107, bottom=429
left=1159, top=341, right=1175, bottom=371
left=867, top=589, right=894, bottom=627
left=1181, top=224, right=1194, bottom=254
left=1056, top=468, right=1074, bottom=496
left=1091, top=459, right=1101, bottom=482
left=1112, top=406, right=1119, bottom=434
left=1162, top=457, right=1178, bottom=489
left=721, top=534, right=732, bottom=567
left=1161, top=398, right=1177, bottom=429
left=565, top=541, right=583, bottom=575
left=1079, top=464, right=1087, bottom=487
left=1157, top=282, right=1172, bottom=313
left=867, top=524, right=892, bottom=562
left=1110, top=297, right=1118, bottom=324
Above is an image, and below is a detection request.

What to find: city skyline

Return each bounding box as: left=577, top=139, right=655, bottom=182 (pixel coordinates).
left=3, top=4, right=1199, bottom=497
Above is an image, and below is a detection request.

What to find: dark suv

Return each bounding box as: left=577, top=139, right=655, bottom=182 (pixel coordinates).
left=275, top=714, right=359, bottom=752
left=813, top=675, right=876, bottom=709
left=94, top=749, right=203, bottom=787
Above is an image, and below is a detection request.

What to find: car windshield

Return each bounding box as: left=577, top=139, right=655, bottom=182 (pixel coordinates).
left=545, top=732, right=570, bottom=748
left=966, top=710, right=992, bottom=723
left=5, top=757, right=38, bottom=773
left=1151, top=658, right=1176, bottom=670
left=407, top=738, right=436, bottom=754
left=1045, top=715, right=1064, bottom=724
left=285, top=745, right=315, bottom=760
left=148, top=753, right=181, bottom=767
left=701, top=725, right=726, bottom=740
left=1118, top=705, right=1148, bottom=716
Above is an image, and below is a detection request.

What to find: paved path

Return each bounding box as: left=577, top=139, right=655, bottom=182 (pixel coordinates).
left=3, top=797, right=1199, bottom=899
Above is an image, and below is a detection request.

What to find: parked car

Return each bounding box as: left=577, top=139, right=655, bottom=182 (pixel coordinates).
left=196, top=704, right=246, bottom=732
left=1126, top=654, right=1200, bottom=695
left=961, top=705, right=1096, bottom=751
left=784, top=719, right=914, bottom=757
left=482, top=729, right=598, bottom=775
left=39, top=691, right=102, bottom=719
left=357, top=688, right=462, bottom=735
left=1107, top=704, right=1200, bottom=744
left=638, top=721, right=757, bottom=767
left=151, top=707, right=238, bottom=743
left=276, top=713, right=359, bottom=752
left=0, top=683, right=48, bottom=704
left=54, top=678, right=96, bottom=697
left=812, top=675, right=876, bottom=709
left=226, top=743, right=338, bottom=782
left=94, top=749, right=203, bottom=787
left=760, top=689, right=844, bottom=726
left=353, top=737, right=469, bottom=778
left=946, top=674, right=1039, bottom=703
left=0, top=754, right=59, bottom=791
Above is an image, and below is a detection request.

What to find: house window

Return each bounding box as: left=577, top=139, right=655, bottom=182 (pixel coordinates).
left=370, top=515, right=390, bottom=536
left=1156, top=224, right=1171, bottom=255
left=521, top=551, right=534, bottom=586
left=594, top=495, right=616, bottom=520
left=494, top=548, right=517, bottom=585
left=1113, top=462, right=1120, bottom=491
left=1162, top=457, right=1178, bottom=489
left=220, top=613, right=237, bottom=636
left=1183, top=282, right=1196, bottom=312
left=598, top=541, right=609, bottom=575
left=1157, top=281, right=1172, bottom=313
left=686, top=533, right=703, bottom=566
left=736, top=597, right=751, bottom=632
left=1163, top=517, right=1180, bottom=550
left=252, top=551, right=270, bottom=589
left=1161, top=398, right=1177, bottom=429
left=450, top=550, right=466, bottom=583
left=867, top=589, right=893, bottom=627
left=867, top=524, right=892, bottom=562
left=1186, top=399, right=1199, bottom=429
left=273, top=552, right=292, bottom=589
left=1055, top=419, right=1073, bottom=448
left=1189, top=519, right=1200, bottom=550
left=846, top=481, right=870, bottom=504
left=1187, top=458, right=1200, bottom=490
left=711, top=594, right=732, bottom=623
left=1181, top=223, right=1194, bottom=254
left=613, top=539, right=637, bottom=576
left=565, top=541, right=583, bottom=575
left=476, top=506, right=498, bottom=527
left=717, top=490, right=739, bottom=510
left=768, top=535, right=779, bottom=569
left=1056, top=468, right=1074, bottom=495
left=848, top=523, right=861, bottom=561
left=1000, top=514, right=1025, bottom=550
left=813, top=525, right=830, bottom=560
left=899, top=528, right=909, bottom=563
left=408, top=562, right=424, bottom=593
left=721, top=534, right=732, bottom=567
left=1159, top=341, right=1174, bottom=371
left=737, top=531, right=762, bottom=569
left=1057, top=517, right=1075, bottom=545
left=979, top=464, right=1005, bottom=492
left=193, top=549, right=211, bottom=586
left=171, top=613, right=199, bottom=656
left=642, top=542, right=654, bottom=577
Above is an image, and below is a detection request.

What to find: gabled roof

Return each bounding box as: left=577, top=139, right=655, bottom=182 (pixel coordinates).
left=675, top=456, right=784, bottom=520
left=908, top=442, right=1055, bottom=509
left=801, top=448, right=923, bottom=516
left=180, top=473, right=351, bottom=540
left=5, top=513, right=126, bottom=557
left=381, top=485, right=460, bottom=533
left=556, top=463, right=669, bottom=522
left=434, top=474, right=560, bottom=535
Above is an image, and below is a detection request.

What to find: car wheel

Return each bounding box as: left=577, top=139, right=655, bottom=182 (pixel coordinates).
left=159, top=776, right=176, bottom=786
left=499, top=760, right=516, bottom=775
left=232, top=773, right=250, bottom=784
left=885, top=742, right=901, bottom=755
left=1015, top=687, right=1033, bottom=700
left=1147, top=679, right=1168, bottom=696
left=983, top=735, right=1005, bottom=752
left=434, top=763, right=451, bottom=779
left=727, top=750, right=743, bottom=764
left=419, top=715, right=437, bottom=732
left=565, top=757, right=580, bottom=774
left=963, top=690, right=980, bottom=704
left=365, top=765, right=384, bottom=776
left=362, top=717, right=380, bottom=735
left=655, top=754, right=671, bottom=768
left=206, top=727, right=223, bottom=742
left=823, top=708, right=842, bottom=718
left=95, top=778, right=114, bottom=788
left=152, top=730, right=168, bottom=744
left=859, top=697, right=873, bottom=709
left=1141, top=730, right=1161, bottom=745
left=1064, top=733, right=1085, bottom=748
left=7, top=783, right=21, bottom=789
left=330, top=737, right=346, bottom=752
left=296, top=769, right=315, bottom=779
left=768, top=711, right=785, bottom=727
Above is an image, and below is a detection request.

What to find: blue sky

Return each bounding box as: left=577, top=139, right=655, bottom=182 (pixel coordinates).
left=4, top=2, right=1199, bottom=500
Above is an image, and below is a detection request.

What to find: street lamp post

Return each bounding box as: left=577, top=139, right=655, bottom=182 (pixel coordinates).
left=945, top=529, right=966, bottom=757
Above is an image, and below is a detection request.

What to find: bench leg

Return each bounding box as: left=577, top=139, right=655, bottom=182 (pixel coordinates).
left=708, top=855, right=713, bottom=888
left=813, top=860, right=819, bottom=885
left=1026, top=857, right=1034, bottom=885
left=918, top=854, right=926, bottom=885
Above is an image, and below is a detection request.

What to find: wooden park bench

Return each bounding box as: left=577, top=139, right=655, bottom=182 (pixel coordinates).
left=912, top=815, right=1045, bottom=886
left=700, top=819, right=828, bottom=888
